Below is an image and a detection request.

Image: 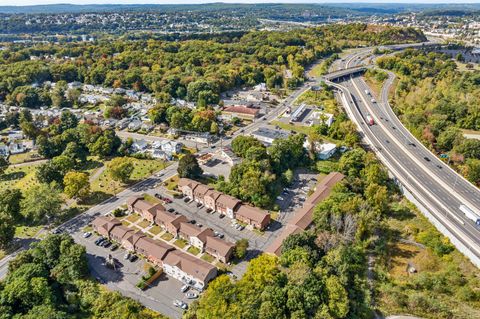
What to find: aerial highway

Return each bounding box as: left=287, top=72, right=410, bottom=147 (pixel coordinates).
left=326, top=44, right=480, bottom=267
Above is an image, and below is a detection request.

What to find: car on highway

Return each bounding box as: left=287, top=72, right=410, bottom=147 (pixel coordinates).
left=424, top=157, right=431, bottom=162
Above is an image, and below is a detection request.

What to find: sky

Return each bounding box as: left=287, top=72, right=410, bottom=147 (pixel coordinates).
left=0, top=0, right=479, bottom=6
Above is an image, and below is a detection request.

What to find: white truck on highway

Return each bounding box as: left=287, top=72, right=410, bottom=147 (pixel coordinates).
left=460, top=204, right=480, bottom=226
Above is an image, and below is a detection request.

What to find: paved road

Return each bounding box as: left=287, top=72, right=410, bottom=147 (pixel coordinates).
left=328, top=44, right=480, bottom=267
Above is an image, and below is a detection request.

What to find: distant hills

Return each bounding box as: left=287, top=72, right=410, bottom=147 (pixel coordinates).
left=0, top=3, right=478, bottom=15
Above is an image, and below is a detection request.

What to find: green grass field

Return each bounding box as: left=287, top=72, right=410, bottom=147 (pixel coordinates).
left=0, top=162, right=42, bottom=193
left=90, top=158, right=168, bottom=196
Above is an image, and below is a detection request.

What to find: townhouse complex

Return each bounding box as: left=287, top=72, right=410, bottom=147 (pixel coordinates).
left=178, top=178, right=271, bottom=230
left=92, top=215, right=218, bottom=289
left=266, top=172, right=345, bottom=256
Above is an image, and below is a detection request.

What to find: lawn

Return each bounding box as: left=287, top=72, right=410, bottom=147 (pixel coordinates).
left=90, top=158, right=168, bottom=196
left=15, top=225, right=43, bottom=239
left=201, top=253, right=215, bottom=263
left=142, top=193, right=161, bottom=205
left=8, top=151, right=42, bottom=165
left=271, top=121, right=312, bottom=135
left=149, top=225, right=162, bottom=236
left=164, top=175, right=179, bottom=191
left=137, top=220, right=151, bottom=229
left=187, top=246, right=200, bottom=256
left=126, top=214, right=141, bottom=223
left=161, top=232, right=174, bottom=241
left=173, top=239, right=188, bottom=249
left=0, top=162, right=42, bottom=193
left=293, top=89, right=338, bottom=114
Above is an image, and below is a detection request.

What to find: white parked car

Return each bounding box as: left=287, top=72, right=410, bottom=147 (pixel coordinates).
left=180, top=284, right=189, bottom=293
left=83, top=232, right=92, bottom=238
left=186, top=292, right=198, bottom=299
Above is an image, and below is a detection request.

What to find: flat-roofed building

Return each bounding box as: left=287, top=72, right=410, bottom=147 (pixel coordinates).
left=222, top=105, right=260, bottom=120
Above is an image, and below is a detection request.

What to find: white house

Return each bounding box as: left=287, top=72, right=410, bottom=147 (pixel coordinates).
left=131, top=139, right=149, bottom=152
left=0, top=144, right=9, bottom=157
left=160, top=140, right=183, bottom=155
left=128, top=119, right=142, bottom=131
left=9, top=141, right=25, bottom=154
left=8, top=131, right=23, bottom=142
left=150, top=149, right=171, bottom=160
left=317, top=143, right=337, bottom=160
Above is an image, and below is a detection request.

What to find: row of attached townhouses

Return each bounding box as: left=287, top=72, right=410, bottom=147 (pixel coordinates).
left=127, top=196, right=235, bottom=263
left=92, top=216, right=218, bottom=289
left=178, top=178, right=271, bottom=230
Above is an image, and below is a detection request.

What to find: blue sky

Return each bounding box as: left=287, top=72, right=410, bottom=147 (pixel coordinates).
left=0, top=1, right=479, bottom=6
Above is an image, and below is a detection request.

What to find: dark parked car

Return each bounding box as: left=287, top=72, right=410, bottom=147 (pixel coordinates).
left=189, top=220, right=196, bottom=224
left=129, top=254, right=138, bottom=262
left=219, top=214, right=225, bottom=219
left=103, top=241, right=112, bottom=248
left=154, top=193, right=162, bottom=199
left=168, top=208, right=175, bottom=213
left=110, top=244, right=119, bottom=251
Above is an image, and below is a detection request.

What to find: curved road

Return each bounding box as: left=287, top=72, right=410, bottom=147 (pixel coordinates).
left=328, top=45, right=480, bottom=266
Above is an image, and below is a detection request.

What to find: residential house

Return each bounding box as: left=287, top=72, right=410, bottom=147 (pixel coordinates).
left=92, top=216, right=122, bottom=238
left=178, top=178, right=201, bottom=200
left=162, top=250, right=217, bottom=287
left=219, top=147, right=241, bottom=166
left=131, top=139, right=149, bottom=152
left=8, top=131, right=23, bottom=142
left=178, top=223, right=214, bottom=251
left=109, top=225, right=133, bottom=243
left=216, top=194, right=241, bottom=218
left=192, top=184, right=212, bottom=205
left=205, top=236, right=235, bottom=263
left=9, top=140, right=25, bottom=154
left=0, top=144, right=9, bottom=157
left=135, top=237, right=174, bottom=267
left=154, top=211, right=188, bottom=237
left=204, top=189, right=222, bottom=211
left=127, top=196, right=166, bottom=224
left=160, top=140, right=183, bottom=155
left=128, top=119, right=142, bottom=131
left=121, top=231, right=145, bottom=252
left=234, top=205, right=271, bottom=230
left=150, top=149, right=171, bottom=160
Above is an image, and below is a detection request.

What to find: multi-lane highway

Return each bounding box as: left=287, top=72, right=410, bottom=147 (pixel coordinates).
left=327, top=45, right=480, bottom=267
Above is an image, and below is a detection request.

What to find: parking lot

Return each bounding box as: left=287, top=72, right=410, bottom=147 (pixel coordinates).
left=72, top=231, right=192, bottom=319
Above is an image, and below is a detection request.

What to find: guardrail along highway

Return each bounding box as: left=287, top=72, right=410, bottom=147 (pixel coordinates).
left=325, top=44, right=480, bottom=268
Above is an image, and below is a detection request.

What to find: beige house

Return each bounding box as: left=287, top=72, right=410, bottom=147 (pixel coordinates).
left=205, top=236, right=235, bottom=263
left=154, top=210, right=188, bottom=237
left=135, top=237, right=175, bottom=267
left=204, top=189, right=222, bottom=211
left=235, top=205, right=271, bottom=230
left=216, top=194, right=241, bottom=218
left=178, top=178, right=201, bottom=199
left=192, top=184, right=212, bottom=205
left=121, top=231, right=145, bottom=252
left=92, top=216, right=121, bottom=238
left=162, top=250, right=217, bottom=287
left=178, top=223, right=215, bottom=251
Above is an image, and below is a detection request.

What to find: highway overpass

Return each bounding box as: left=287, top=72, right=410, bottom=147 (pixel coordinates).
left=323, top=66, right=366, bottom=82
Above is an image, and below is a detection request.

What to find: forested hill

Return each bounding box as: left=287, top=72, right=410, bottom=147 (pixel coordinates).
left=0, top=24, right=425, bottom=108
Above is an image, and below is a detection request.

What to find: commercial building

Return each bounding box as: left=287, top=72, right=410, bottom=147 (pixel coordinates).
left=250, top=127, right=290, bottom=145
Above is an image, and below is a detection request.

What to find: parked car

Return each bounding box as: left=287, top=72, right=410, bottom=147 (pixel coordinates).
left=186, top=292, right=198, bottom=299
left=168, top=208, right=175, bottom=213
left=184, top=197, right=190, bottom=203
left=173, top=300, right=183, bottom=308
left=110, top=244, right=119, bottom=251
left=190, top=220, right=196, bottom=224
left=154, top=193, right=162, bottom=199
left=124, top=252, right=131, bottom=260
left=219, top=214, right=225, bottom=219
left=180, top=284, right=189, bottom=293
left=103, top=241, right=112, bottom=248
left=83, top=232, right=92, bottom=238
left=95, top=237, right=106, bottom=246
left=196, top=202, right=202, bottom=208
left=129, top=254, right=138, bottom=262
left=163, top=198, right=172, bottom=204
